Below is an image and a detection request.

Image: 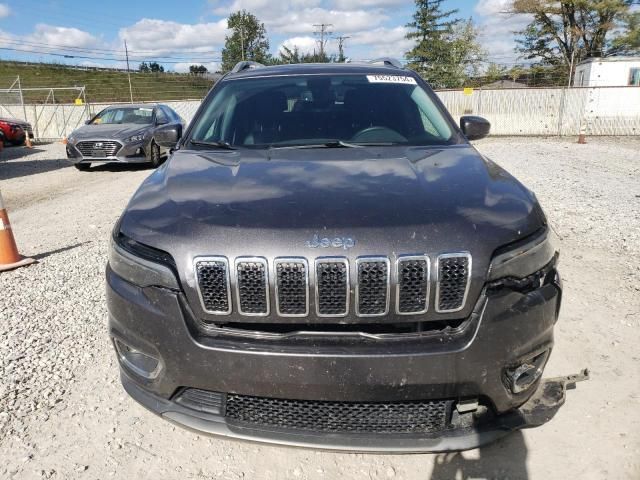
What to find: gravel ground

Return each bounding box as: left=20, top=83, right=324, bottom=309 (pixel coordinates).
left=0, top=138, right=638, bottom=480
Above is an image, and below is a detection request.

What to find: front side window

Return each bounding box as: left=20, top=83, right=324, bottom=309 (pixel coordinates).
left=189, top=74, right=457, bottom=148
left=91, top=107, right=154, bottom=125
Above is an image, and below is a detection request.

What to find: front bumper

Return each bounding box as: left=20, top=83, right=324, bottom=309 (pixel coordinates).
left=121, top=369, right=587, bottom=452
left=66, top=140, right=148, bottom=164
left=107, top=265, right=584, bottom=451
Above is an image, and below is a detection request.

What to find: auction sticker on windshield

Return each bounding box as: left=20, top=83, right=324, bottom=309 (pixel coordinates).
left=366, top=75, right=417, bottom=85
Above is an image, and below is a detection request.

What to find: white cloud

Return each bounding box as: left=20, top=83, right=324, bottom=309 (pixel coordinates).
left=331, top=0, right=405, bottom=8
left=474, top=0, right=530, bottom=64
left=26, top=24, right=101, bottom=49
left=279, top=36, right=317, bottom=55
left=0, top=3, right=10, bottom=18
left=348, top=26, right=412, bottom=59
left=118, top=18, right=228, bottom=55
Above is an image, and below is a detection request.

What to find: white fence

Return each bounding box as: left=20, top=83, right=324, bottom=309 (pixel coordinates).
left=2, top=86, right=639, bottom=140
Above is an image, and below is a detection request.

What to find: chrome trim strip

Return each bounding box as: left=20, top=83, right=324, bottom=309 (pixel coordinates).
left=435, top=252, right=472, bottom=313
left=193, top=256, right=232, bottom=315
left=395, top=254, right=430, bottom=315
left=234, top=256, right=270, bottom=317
left=274, top=257, right=309, bottom=317
left=314, top=257, right=349, bottom=318
left=355, top=256, right=390, bottom=317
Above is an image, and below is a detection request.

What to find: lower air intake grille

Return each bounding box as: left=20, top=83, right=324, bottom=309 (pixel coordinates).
left=275, top=260, right=308, bottom=316
left=175, top=388, right=224, bottom=414
left=226, top=394, right=452, bottom=434
left=195, top=259, right=231, bottom=314
left=397, top=257, right=430, bottom=314
left=356, top=258, right=389, bottom=316
left=236, top=259, right=269, bottom=315
left=437, top=254, right=471, bottom=312
left=316, top=260, right=348, bottom=316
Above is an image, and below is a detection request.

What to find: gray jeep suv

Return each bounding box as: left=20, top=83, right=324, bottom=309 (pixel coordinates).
left=107, top=60, right=586, bottom=452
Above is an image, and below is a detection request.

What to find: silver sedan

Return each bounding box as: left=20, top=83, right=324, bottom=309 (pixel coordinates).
left=66, top=103, right=184, bottom=171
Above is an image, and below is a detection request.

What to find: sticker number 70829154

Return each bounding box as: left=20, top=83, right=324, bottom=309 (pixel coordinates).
left=366, top=75, right=417, bottom=85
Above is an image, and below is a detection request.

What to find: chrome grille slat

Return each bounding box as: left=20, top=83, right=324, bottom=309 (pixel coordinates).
left=315, top=258, right=349, bottom=317
left=355, top=257, right=390, bottom=317
left=396, top=255, right=430, bottom=315
left=235, top=257, right=269, bottom=316
left=275, top=258, right=309, bottom=317
left=193, top=253, right=472, bottom=318
left=194, top=257, right=232, bottom=315
left=435, top=253, right=472, bottom=313
left=76, top=140, right=121, bottom=157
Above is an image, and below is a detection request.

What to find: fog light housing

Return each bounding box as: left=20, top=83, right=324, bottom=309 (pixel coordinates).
left=114, top=338, right=160, bottom=379
left=505, top=350, right=549, bottom=394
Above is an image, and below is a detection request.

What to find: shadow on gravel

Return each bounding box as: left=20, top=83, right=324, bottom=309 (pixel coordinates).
left=429, top=431, right=528, bottom=479
left=89, top=163, right=153, bottom=173
left=33, top=241, right=90, bottom=260
left=0, top=147, right=70, bottom=180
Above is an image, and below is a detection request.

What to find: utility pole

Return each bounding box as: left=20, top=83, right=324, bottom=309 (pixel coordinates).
left=336, top=35, right=350, bottom=62
left=313, top=23, right=333, bottom=59
left=124, top=40, right=133, bottom=103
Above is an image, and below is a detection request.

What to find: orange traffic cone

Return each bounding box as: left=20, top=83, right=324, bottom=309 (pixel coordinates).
left=0, top=188, right=36, bottom=272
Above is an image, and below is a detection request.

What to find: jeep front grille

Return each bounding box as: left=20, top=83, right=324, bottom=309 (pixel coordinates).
left=436, top=253, right=472, bottom=313
left=225, top=393, right=452, bottom=434
left=76, top=140, right=121, bottom=157
left=235, top=258, right=269, bottom=316
left=315, top=259, right=349, bottom=316
left=195, top=257, right=231, bottom=314
left=356, top=257, right=389, bottom=316
left=275, top=259, right=309, bottom=316
left=396, top=256, right=430, bottom=314
left=194, top=253, right=473, bottom=318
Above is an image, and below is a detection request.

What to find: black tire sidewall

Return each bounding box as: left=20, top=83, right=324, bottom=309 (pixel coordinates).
left=150, top=141, right=161, bottom=167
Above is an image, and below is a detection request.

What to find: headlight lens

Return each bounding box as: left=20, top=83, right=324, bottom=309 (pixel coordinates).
left=128, top=134, right=144, bottom=142
left=488, top=229, right=558, bottom=281
left=67, top=136, right=75, bottom=144
left=109, top=233, right=179, bottom=289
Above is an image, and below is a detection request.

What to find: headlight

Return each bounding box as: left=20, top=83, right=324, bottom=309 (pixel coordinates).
left=67, top=136, right=75, bottom=144
left=128, top=134, right=144, bottom=142
left=488, top=229, right=558, bottom=281
left=109, top=233, right=179, bottom=289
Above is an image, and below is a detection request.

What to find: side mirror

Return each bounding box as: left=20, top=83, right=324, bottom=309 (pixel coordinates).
left=156, top=117, right=169, bottom=126
left=85, top=119, right=92, bottom=125
left=460, top=115, right=490, bottom=141
left=155, top=123, right=182, bottom=148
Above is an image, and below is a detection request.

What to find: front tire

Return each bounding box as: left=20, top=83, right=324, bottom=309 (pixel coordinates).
left=74, top=163, right=91, bottom=171
left=148, top=141, right=162, bottom=167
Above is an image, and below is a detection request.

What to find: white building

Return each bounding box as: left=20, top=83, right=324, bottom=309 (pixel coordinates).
left=573, top=57, right=640, bottom=87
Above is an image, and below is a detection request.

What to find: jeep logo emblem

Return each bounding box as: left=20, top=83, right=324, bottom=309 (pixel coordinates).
left=306, top=234, right=355, bottom=250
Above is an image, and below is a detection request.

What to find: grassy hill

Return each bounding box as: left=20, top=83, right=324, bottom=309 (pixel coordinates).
left=0, top=61, right=215, bottom=104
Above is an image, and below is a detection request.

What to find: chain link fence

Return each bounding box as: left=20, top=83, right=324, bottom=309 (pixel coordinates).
left=2, top=77, right=639, bottom=140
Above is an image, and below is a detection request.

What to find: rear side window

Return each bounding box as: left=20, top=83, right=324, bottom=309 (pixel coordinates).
left=190, top=74, right=455, bottom=148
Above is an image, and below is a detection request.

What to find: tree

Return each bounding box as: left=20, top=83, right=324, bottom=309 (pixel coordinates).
left=275, top=45, right=331, bottom=64
left=405, top=1, right=485, bottom=88
left=611, top=11, right=640, bottom=54
left=138, top=61, right=150, bottom=73
left=484, top=63, right=508, bottom=83
left=149, top=61, right=164, bottom=73
left=221, top=10, right=270, bottom=72
left=189, top=64, right=208, bottom=75
left=512, top=0, right=639, bottom=80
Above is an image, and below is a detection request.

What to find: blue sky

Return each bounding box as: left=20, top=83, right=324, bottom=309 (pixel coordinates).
left=0, top=0, right=526, bottom=72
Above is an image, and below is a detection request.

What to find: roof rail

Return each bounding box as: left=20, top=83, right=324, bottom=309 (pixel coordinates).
left=231, top=61, right=265, bottom=73
left=367, top=57, right=404, bottom=69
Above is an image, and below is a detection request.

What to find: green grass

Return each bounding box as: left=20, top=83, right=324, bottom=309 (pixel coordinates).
left=0, top=61, right=214, bottom=103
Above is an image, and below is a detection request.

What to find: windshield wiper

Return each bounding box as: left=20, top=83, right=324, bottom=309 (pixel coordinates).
left=270, top=140, right=361, bottom=150
left=189, top=139, right=236, bottom=150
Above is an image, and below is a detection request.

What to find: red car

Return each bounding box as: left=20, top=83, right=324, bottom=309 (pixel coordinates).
left=0, top=117, right=33, bottom=146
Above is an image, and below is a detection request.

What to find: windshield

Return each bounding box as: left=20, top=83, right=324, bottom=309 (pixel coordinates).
left=91, top=107, right=154, bottom=125
left=189, top=74, right=457, bottom=148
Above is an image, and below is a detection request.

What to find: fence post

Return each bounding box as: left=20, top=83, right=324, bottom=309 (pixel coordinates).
left=17, top=76, right=28, bottom=124
left=557, top=86, right=566, bottom=137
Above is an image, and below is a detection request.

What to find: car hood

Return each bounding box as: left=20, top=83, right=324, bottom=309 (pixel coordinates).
left=71, top=123, right=148, bottom=140
left=119, top=145, right=546, bottom=319
left=0, top=117, right=30, bottom=127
